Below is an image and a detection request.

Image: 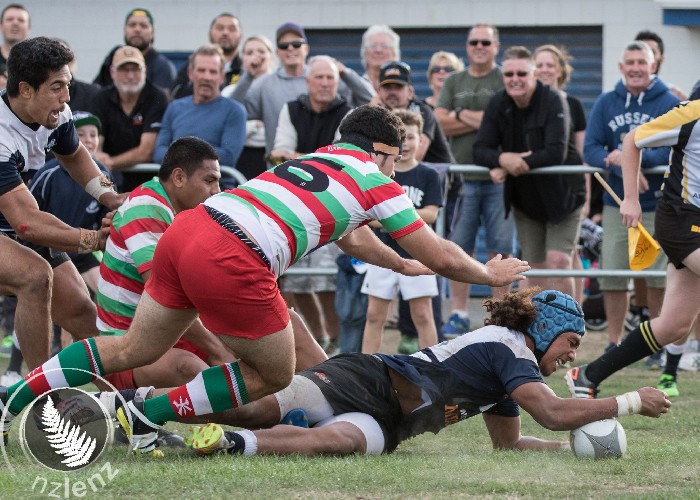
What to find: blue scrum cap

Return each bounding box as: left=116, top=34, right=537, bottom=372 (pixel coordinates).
left=527, top=290, right=585, bottom=359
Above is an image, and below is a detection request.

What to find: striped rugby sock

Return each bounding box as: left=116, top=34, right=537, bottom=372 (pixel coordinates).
left=585, top=321, right=661, bottom=385
left=144, top=362, right=249, bottom=424
left=7, top=338, right=104, bottom=415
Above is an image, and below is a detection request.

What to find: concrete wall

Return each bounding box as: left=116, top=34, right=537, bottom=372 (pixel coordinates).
left=17, top=0, right=700, bottom=95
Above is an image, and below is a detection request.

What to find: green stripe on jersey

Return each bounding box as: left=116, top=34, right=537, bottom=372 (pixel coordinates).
left=96, top=291, right=136, bottom=320
left=381, top=207, right=421, bottom=233
left=315, top=189, right=351, bottom=240
left=115, top=203, right=172, bottom=228
left=240, top=185, right=309, bottom=260
left=102, top=251, right=143, bottom=283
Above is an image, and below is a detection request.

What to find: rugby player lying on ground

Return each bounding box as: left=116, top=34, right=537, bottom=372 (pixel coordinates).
left=187, top=288, right=671, bottom=456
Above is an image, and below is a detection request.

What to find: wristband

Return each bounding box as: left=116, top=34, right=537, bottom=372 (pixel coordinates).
left=85, top=174, right=115, bottom=201
left=615, top=391, right=642, bottom=416
left=78, top=228, right=101, bottom=254
left=454, top=106, right=464, bottom=123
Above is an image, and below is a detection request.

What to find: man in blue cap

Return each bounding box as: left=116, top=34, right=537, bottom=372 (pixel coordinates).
left=188, top=287, right=671, bottom=457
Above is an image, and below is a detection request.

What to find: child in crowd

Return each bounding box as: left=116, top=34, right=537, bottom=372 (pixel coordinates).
left=361, top=109, right=445, bottom=353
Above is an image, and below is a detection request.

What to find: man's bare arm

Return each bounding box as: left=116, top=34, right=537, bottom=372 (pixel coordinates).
left=1, top=185, right=105, bottom=252
left=395, top=225, right=529, bottom=286
left=335, top=225, right=433, bottom=276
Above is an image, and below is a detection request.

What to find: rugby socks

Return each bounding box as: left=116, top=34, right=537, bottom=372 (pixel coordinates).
left=585, top=321, right=662, bottom=385
left=224, top=429, right=258, bottom=456
left=144, top=362, right=250, bottom=424
left=663, top=341, right=686, bottom=378
left=7, top=338, right=104, bottom=415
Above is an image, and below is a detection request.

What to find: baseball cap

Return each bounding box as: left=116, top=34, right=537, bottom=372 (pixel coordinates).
left=276, top=22, right=306, bottom=42
left=125, top=8, right=154, bottom=26
left=379, top=61, right=412, bottom=86
left=112, top=45, right=145, bottom=68
left=73, top=111, right=102, bottom=132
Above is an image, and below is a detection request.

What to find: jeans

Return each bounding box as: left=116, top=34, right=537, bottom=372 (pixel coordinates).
left=335, top=266, right=367, bottom=353
left=449, top=181, right=514, bottom=255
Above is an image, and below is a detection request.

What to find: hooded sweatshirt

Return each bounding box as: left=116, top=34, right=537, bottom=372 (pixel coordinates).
left=583, top=76, right=680, bottom=210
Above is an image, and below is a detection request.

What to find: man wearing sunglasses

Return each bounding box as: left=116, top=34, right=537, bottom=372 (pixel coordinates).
left=435, top=23, right=514, bottom=339
left=474, top=46, right=585, bottom=297
left=232, top=22, right=373, bottom=162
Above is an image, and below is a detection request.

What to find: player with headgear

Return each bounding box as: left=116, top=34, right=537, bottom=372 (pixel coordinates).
left=186, top=287, right=671, bottom=458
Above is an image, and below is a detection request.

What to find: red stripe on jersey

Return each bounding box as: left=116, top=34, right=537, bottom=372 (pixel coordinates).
left=26, top=366, right=51, bottom=397
left=389, top=218, right=426, bottom=239
left=130, top=185, right=171, bottom=208
left=96, top=304, right=133, bottom=332
left=233, top=188, right=298, bottom=258
left=363, top=182, right=408, bottom=210
left=118, top=218, right=169, bottom=241
left=99, top=262, right=144, bottom=296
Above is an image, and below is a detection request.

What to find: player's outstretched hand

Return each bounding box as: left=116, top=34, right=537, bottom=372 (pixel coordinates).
left=638, top=387, right=671, bottom=418
left=394, top=259, right=436, bottom=277
left=485, top=254, right=530, bottom=287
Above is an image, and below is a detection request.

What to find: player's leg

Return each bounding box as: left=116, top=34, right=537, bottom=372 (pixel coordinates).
left=225, top=419, right=373, bottom=456
left=132, top=348, right=210, bottom=389
left=50, top=259, right=98, bottom=341
left=0, top=236, right=52, bottom=369
left=289, top=308, right=327, bottom=372
left=4, top=291, right=197, bottom=415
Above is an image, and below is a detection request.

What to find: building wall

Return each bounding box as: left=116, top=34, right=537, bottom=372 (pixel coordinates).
left=17, top=0, right=700, bottom=95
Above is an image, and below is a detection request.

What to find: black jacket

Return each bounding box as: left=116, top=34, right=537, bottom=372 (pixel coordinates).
left=288, top=95, right=351, bottom=154
left=473, top=81, right=584, bottom=223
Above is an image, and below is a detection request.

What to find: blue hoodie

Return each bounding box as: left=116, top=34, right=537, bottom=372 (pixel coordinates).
left=583, top=77, right=680, bottom=210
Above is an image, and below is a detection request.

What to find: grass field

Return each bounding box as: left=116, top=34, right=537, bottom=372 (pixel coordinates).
left=1, top=328, right=699, bottom=499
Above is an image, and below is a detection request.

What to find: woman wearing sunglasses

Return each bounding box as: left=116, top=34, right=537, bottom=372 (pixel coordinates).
left=423, top=51, right=463, bottom=109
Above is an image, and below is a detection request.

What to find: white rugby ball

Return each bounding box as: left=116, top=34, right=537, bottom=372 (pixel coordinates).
left=570, top=419, right=627, bottom=459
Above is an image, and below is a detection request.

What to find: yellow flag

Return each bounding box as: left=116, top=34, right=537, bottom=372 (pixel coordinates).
left=628, top=223, right=661, bottom=270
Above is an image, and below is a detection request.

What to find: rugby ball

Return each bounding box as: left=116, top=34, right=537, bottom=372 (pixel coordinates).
left=570, top=419, right=627, bottom=459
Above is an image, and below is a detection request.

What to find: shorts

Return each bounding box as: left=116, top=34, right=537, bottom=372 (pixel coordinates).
left=274, top=376, right=385, bottom=455
left=70, top=252, right=100, bottom=274
left=600, top=205, right=667, bottom=290
left=281, top=244, right=339, bottom=293
left=655, top=200, right=700, bottom=269
left=298, top=353, right=403, bottom=453
left=145, top=205, right=289, bottom=339
left=105, top=369, right=136, bottom=390
left=361, top=264, right=438, bottom=301
left=448, top=180, right=514, bottom=255
left=513, top=206, right=583, bottom=263
left=3, top=232, right=71, bottom=269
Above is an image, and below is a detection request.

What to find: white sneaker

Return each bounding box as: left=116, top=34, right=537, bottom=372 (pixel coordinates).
left=0, top=371, right=22, bottom=387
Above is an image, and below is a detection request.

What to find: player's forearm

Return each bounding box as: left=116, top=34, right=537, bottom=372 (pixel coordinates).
left=15, top=211, right=102, bottom=253
left=336, top=226, right=406, bottom=271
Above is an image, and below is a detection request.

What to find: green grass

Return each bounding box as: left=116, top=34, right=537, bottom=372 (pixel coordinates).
left=1, top=331, right=699, bottom=499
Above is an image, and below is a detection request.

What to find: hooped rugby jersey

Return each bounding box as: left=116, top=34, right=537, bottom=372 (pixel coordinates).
left=0, top=91, right=78, bottom=233
left=377, top=325, right=544, bottom=442
left=203, top=143, right=426, bottom=277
